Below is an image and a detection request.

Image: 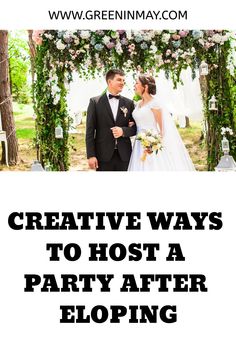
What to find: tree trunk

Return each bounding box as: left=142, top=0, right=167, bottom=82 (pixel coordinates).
left=28, top=30, right=36, bottom=96
left=185, top=116, right=190, bottom=128
left=0, top=30, right=18, bottom=165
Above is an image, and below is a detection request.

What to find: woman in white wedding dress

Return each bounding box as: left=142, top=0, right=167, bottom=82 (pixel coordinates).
left=128, top=75, right=196, bottom=171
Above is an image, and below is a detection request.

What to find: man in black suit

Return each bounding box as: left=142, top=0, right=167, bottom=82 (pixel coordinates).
left=86, top=69, right=137, bottom=171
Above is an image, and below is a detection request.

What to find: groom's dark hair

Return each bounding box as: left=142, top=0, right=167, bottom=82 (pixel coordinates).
left=106, top=69, right=125, bottom=82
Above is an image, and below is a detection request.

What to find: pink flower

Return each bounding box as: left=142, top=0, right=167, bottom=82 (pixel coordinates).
left=128, top=43, right=135, bottom=52
left=166, top=49, right=172, bottom=56
left=106, top=42, right=115, bottom=49
left=179, top=30, right=188, bottom=38
left=172, top=34, right=181, bottom=40
left=32, top=30, right=44, bottom=45
left=205, top=42, right=212, bottom=49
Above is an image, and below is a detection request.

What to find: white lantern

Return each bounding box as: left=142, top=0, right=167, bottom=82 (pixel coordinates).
left=215, top=136, right=236, bottom=171
left=55, top=125, right=63, bottom=139
left=222, top=136, right=229, bottom=154
left=209, top=95, right=218, bottom=111
left=199, top=61, right=209, bottom=75
left=31, top=160, right=44, bottom=171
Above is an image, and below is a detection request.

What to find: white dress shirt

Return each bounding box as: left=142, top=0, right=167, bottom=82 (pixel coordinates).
left=107, top=91, right=119, bottom=121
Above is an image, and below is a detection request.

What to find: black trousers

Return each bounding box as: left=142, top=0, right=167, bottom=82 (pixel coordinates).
left=97, top=150, right=129, bottom=171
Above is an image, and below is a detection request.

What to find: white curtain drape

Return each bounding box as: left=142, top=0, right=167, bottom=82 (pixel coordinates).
left=66, top=68, right=204, bottom=127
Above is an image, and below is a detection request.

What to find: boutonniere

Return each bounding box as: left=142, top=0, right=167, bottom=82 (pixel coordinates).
left=120, top=106, right=128, bottom=118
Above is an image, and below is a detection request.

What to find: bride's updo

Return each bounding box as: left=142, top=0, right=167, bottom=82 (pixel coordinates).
left=138, top=74, right=156, bottom=95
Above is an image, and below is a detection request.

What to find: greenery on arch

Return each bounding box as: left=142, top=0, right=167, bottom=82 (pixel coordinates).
left=33, top=30, right=236, bottom=171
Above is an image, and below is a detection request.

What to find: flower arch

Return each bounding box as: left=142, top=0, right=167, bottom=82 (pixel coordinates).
left=33, top=30, right=236, bottom=170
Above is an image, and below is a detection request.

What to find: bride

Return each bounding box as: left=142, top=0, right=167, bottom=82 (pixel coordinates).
left=128, top=74, right=196, bottom=171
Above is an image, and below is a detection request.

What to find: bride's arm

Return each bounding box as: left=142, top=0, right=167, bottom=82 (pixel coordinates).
left=151, top=108, right=163, bottom=136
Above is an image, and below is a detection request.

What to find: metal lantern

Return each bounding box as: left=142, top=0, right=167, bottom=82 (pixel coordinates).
left=215, top=137, right=236, bottom=171
left=209, top=95, right=218, bottom=111
left=222, top=136, right=229, bottom=154
left=31, top=160, right=44, bottom=171
left=199, top=61, right=209, bottom=76
left=55, top=125, right=63, bottom=139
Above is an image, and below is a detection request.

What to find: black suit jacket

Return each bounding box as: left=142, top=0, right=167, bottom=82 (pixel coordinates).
left=86, top=93, right=137, bottom=162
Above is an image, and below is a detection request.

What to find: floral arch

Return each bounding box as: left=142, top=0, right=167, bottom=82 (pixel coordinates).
left=33, top=30, right=236, bottom=171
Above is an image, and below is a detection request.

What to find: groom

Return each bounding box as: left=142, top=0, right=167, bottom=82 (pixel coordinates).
left=86, top=69, right=136, bottom=171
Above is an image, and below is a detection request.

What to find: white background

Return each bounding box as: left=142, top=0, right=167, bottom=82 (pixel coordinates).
left=1, top=0, right=236, bottom=352
left=0, top=0, right=236, bottom=29
left=0, top=173, right=235, bottom=354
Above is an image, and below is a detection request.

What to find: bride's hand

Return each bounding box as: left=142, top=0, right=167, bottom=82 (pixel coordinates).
left=128, top=120, right=135, bottom=127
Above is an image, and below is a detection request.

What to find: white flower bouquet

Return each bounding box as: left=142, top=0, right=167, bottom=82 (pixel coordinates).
left=136, top=129, right=163, bottom=161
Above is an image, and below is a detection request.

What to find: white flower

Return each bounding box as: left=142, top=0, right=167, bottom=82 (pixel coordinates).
left=126, top=30, right=133, bottom=40
left=221, top=127, right=234, bottom=136
left=80, top=30, right=91, bottom=39
left=102, top=35, right=111, bottom=44
left=74, top=38, right=80, bottom=45
left=53, top=94, right=60, bottom=105
left=150, top=44, right=157, bottom=54
left=56, top=40, right=66, bottom=50
left=199, top=39, right=205, bottom=46
left=161, top=33, right=171, bottom=44
left=212, top=34, right=222, bottom=43
left=120, top=106, right=128, bottom=117
left=147, top=136, right=156, bottom=143
left=44, top=33, right=54, bottom=40
left=115, top=42, right=123, bottom=55
left=63, top=31, right=73, bottom=39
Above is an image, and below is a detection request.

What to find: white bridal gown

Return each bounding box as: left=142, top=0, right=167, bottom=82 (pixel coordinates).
left=128, top=98, right=196, bottom=171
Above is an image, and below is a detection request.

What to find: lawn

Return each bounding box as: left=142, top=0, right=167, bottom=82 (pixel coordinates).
left=0, top=103, right=208, bottom=171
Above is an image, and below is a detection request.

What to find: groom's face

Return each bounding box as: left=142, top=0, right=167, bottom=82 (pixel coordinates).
left=107, top=74, right=125, bottom=94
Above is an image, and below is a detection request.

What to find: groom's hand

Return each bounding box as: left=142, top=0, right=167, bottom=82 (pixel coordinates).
left=111, top=126, right=123, bottom=138
left=88, top=157, right=98, bottom=169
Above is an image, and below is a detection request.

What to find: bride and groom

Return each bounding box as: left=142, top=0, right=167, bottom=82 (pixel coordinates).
left=86, top=68, right=195, bottom=171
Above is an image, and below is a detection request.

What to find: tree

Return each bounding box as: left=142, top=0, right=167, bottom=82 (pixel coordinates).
left=8, top=31, right=31, bottom=104
left=27, top=30, right=36, bottom=90
left=0, top=30, right=18, bottom=165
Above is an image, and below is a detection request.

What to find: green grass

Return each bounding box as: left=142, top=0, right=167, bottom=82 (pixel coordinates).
left=16, top=128, right=35, bottom=139
left=13, top=102, right=35, bottom=139
left=178, top=121, right=207, bottom=171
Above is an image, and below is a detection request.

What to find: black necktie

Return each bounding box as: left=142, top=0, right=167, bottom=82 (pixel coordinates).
left=109, top=94, right=120, bottom=100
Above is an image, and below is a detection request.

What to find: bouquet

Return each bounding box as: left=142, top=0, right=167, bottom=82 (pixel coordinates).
left=136, top=129, right=163, bottom=161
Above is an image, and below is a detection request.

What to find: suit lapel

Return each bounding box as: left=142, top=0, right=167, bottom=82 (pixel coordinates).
left=102, top=93, right=116, bottom=125
left=115, top=96, right=125, bottom=123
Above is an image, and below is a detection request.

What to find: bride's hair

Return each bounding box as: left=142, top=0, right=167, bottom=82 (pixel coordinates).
left=138, top=74, right=156, bottom=95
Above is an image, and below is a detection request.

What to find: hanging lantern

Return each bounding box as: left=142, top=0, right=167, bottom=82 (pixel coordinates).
left=55, top=125, right=63, bottom=139
left=209, top=95, right=218, bottom=111
left=199, top=61, right=209, bottom=75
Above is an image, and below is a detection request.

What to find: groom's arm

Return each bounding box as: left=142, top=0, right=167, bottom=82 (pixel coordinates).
left=86, top=98, right=97, bottom=158
left=122, top=101, right=137, bottom=137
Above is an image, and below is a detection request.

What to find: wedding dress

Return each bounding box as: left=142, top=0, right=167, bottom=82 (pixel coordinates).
left=128, top=98, right=196, bottom=171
